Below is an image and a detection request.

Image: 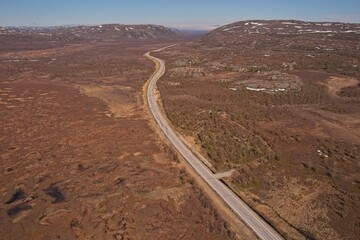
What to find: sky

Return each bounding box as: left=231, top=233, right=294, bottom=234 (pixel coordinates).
left=0, top=0, right=360, bottom=29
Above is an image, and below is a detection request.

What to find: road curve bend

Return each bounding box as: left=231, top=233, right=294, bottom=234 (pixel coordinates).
left=145, top=49, right=284, bottom=240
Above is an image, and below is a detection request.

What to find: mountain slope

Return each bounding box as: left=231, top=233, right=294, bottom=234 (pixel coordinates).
left=202, top=20, right=360, bottom=54
left=0, top=24, right=180, bottom=43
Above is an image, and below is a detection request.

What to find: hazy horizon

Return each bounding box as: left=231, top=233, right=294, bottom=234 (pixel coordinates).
left=1, top=0, right=360, bottom=30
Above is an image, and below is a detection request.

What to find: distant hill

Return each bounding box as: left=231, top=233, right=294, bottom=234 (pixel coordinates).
left=209, top=20, right=360, bottom=36
left=201, top=20, right=360, bottom=51
left=0, top=24, right=181, bottom=43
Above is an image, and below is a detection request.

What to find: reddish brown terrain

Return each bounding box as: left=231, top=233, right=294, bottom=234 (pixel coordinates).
left=154, top=20, right=360, bottom=240
left=0, top=28, right=243, bottom=239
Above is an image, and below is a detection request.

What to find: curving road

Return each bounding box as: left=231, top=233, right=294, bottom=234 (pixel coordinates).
left=145, top=49, right=284, bottom=240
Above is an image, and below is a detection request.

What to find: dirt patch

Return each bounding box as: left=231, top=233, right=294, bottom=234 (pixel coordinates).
left=325, top=76, right=359, bottom=96
left=78, top=85, right=138, bottom=118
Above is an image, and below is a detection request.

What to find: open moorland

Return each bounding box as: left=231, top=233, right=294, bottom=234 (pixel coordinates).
left=0, top=26, right=244, bottom=240
left=154, top=20, right=360, bottom=240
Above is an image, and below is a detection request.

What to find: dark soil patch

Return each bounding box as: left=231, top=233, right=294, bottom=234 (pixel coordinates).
left=5, top=189, right=26, bottom=204
left=7, top=204, right=32, bottom=217
left=44, top=184, right=65, bottom=203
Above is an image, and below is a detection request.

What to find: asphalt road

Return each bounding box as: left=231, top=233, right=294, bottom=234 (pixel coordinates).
left=145, top=50, right=284, bottom=240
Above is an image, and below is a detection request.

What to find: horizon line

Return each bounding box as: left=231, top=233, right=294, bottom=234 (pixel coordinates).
left=1, top=18, right=360, bottom=30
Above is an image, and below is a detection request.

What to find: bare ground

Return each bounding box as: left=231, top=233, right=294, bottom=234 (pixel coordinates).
left=0, top=42, right=241, bottom=239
